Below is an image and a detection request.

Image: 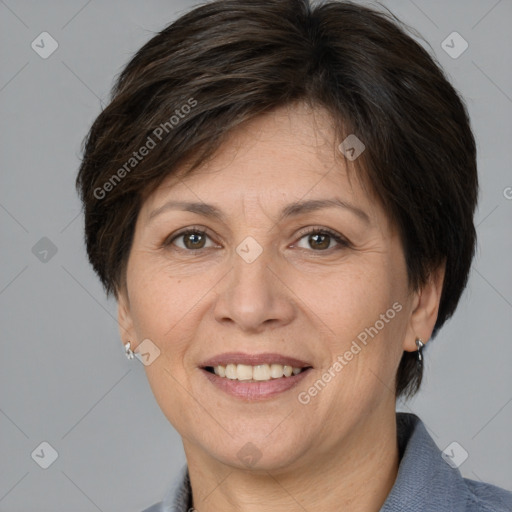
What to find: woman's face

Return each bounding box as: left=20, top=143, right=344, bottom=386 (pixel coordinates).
left=118, top=103, right=438, bottom=471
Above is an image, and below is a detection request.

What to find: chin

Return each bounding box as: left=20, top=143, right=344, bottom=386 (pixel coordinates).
left=203, top=434, right=309, bottom=473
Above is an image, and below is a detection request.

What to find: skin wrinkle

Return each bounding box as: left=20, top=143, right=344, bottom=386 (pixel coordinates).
left=117, top=103, right=443, bottom=512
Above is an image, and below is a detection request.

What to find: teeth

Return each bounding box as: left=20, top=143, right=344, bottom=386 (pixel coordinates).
left=253, top=364, right=271, bottom=381
left=283, top=365, right=293, bottom=377
left=211, top=363, right=305, bottom=381
left=237, top=364, right=253, bottom=381
left=225, top=364, right=237, bottom=379
left=270, top=363, right=284, bottom=378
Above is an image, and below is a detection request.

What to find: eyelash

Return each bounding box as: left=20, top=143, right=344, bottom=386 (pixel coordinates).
left=295, top=227, right=350, bottom=251
left=163, top=225, right=350, bottom=253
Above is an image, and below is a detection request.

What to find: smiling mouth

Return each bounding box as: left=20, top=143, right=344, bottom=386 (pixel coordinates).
left=204, top=363, right=312, bottom=382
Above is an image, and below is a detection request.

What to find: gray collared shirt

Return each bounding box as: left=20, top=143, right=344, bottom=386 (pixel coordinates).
left=142, top=413, right=512, bottom=511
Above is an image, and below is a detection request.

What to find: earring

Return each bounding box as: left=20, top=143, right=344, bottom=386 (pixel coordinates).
left=415, top=338, right=424, bottom=366
left=124, top=341, right=134, bottom=360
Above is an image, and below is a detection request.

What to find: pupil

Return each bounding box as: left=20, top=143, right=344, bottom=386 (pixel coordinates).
left=187, top=233, right=204, bottom=249
left=311, top=233, right=329, bottom=250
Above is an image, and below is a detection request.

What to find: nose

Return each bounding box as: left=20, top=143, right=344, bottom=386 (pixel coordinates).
left=212, top=243, right=296, bottom=334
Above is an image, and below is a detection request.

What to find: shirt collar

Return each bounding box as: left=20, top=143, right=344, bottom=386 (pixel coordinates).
left=379, top=412, right=469, bottom=511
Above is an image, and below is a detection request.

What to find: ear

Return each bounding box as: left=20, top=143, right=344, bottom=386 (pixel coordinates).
left=403, top=261, right=446, bottom=352
left=117, top=287, right=137, bottom=348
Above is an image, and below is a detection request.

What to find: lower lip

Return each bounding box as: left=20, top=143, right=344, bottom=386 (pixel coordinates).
left=201, top=368, right=312, bottom=401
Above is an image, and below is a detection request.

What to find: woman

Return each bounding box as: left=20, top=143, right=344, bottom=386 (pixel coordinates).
left=76, top=0, right=512, bottom=510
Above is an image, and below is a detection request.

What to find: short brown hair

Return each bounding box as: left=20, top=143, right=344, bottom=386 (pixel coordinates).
left=76, top=0, right=478, bottom=398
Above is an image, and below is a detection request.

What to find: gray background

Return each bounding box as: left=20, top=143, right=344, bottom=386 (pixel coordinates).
left=1, top=0, right=511, bottom=510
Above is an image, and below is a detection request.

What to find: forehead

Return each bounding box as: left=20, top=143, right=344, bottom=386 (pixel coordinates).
left=140, top=103, right=380, bottom=222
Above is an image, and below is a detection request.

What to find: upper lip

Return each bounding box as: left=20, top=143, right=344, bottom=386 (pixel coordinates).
left=201, top=352, right=312, bottom=368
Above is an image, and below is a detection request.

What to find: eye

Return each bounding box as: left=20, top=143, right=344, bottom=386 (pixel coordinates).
left=164, top=226, right=350, bottom=253
left=165, top=228, right=217, bottom=251
left=294, top=227, right=349, bottom=251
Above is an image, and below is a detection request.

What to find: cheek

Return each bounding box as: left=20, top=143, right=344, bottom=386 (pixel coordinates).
left=306, top=257, right=408, bottom=390
left=126, top=262, right=206, bottom=424
left=127, top=256, right=202, bottom=341
left=304, top=262, right=401, bottom=338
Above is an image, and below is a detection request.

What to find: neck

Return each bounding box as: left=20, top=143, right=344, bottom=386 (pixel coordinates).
left=183, top=408, right=400, bottom=512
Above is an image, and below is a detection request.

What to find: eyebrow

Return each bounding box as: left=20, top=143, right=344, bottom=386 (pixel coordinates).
left=148, top=198, right=370, bottom=224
